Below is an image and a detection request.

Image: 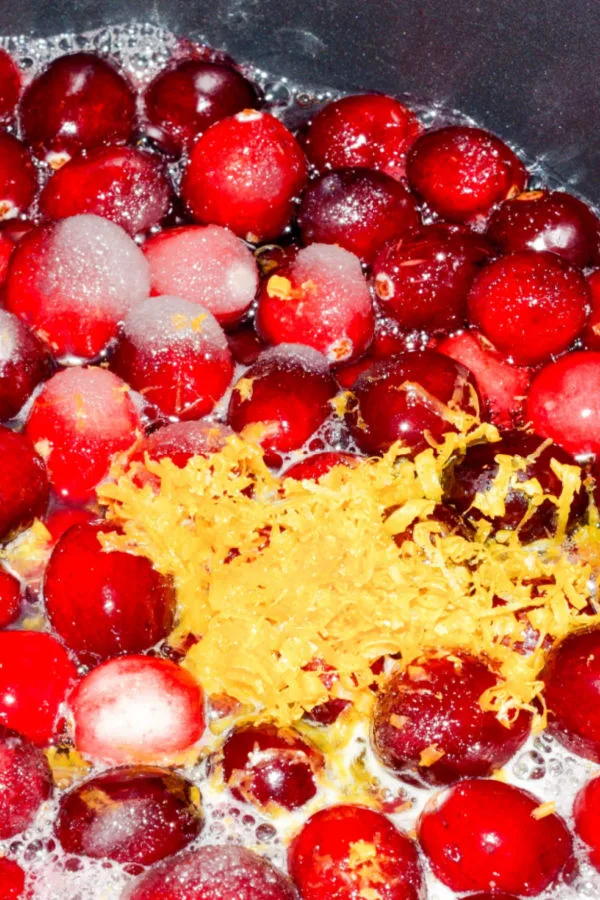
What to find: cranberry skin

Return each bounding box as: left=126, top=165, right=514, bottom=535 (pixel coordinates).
left=0, top=631, right=77, bottom=745
left=283, top=451, right=361, bottom=481
left=0, top=859, right=25, bottom=900
left=418, top=779, right=573, bottom=895
left=288, top=804, right=424, bottom=900
left=0, top=133, right=37, bottom=220
left=144, top=59, right=261, bottom=156
left=0, top=725, right=52, bottom=838
left=56, top=766, right=203, bottom=865
left=407, top=126, right=527, bottom=225
left=0, top=427, right=49, bottom=542
left=228, top=345, right=338, bottom=467
left=43, top=507, right=97, bottom=545
left=20, top=53, right=136, bottom=163
left=583, top=270, right=600, bottom=349
left=0, top=310, right=53, bottom=423
left=0, top=50, right=21, bottom=125
left=301, top=93, right=422, bottom=182
left=0, top=569, right=21, bottom=629
left=140, top=420, right=233, bottom=468
left=464, top=896, right=519, bottom=900
left=346, top=350, right=481, bottom=456
left=44, top=522, right=176, bottom=664
left=444, top=430, right=587, bottom=541
left=372, top=224, right=493, bottom=332
left=181, top=110, right=308, bottom=241
left=372, top=654, right=531, bottom=785
left=297, top=168, right=419, bottom=265
left=126, top=844, right=297, bottom=900
left=487, top=189, right=600, bottom=268
left=227, top=323, right=268, bottom=364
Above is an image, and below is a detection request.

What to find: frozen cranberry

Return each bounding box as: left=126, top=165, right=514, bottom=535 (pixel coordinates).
left=0, top=49, right=21, bottom=125
left=227, top=323, right=268, bottom=364
left=5, top=215, right=151, bottom=360
left=181, top=110, right=307, bottom=241
left=26, top=366, right=142, bottom=503
left=297, top=168, right=419, bottom=265
left=283, top=451, right=361, bottom=481
left=144, top=59, right=260, bottom=155
left=0, top=858, right=25, bottom=899
left=256, top=243, right=374, bottom=363
left=438, top=329, right=531, bottom=428
left=418, top=779, right=573, bottom=895
left=526, top=350, right=600, bottom=457
left=228, top=344, right=338, bottom=466
left=0, top=427, right=49, bottom=542
left=0, top=133, right=37, bottom=220
left=487, top=189, right=600, bottom=268
left=43, top=507, right=97, bottom=544
left=0, top=310, right=52, bottom=422
left=0, top=569, right=21, bottom=629
left=20, top=53, right=136, bottom=165
left=583, top=270, right=600, bottom=349
left=0, top=631, right=77, bottom=745
left=289, top=804, right=423, bottom=900
left=143, top=225, right=259, bottom=327
left=57, top=766, right=203, bottom=864
left=372, top=224, right=493, bottom=332
left=140, top=420, right=233, bottom=468
left=346, top=350, right=481, bottom=456
left=126, top=843, right=297, bottom=900
left=407, top=125, right=527, bottom=225
left=0, top=724, right=52, bottom=838
left=71, top=655, right=204, bottom=764
left=300, top=93, right=422, bottom=181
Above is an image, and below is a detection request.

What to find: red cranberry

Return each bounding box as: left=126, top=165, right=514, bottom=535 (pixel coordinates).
left=300, top=93, right=422, bottom=181
left=126, top=844, right=297, bottom=900
left=139, top=420, right=233, bottom=468
left=228, top=344, right=338, bottom=467
left=288, top=804, right=424, bottom=900
left=297, top=168, right=419, bottom=265
left=143, top=225, right=259, bottom=328
left=0, top=427, right=49, bottom=542
left=255, top=243, right=374, bottom=363
left=487, top=189, right=600, bottom=268
left=407, top=125, right=527, bottom=225
left=346, top=350, right=481, bottom=456
left=144, top=59, right=260, bottom=156
left=304, top=697, right=352, bottom=726
left=0, top=631, right=76, bottom=745
left=227, top=323, right=268, bottom=364
left=0, top=310, right=52, bottom=422
left=181, top=110, right=307, bottom=241
left=463, top=896, right=520, bottom=900
left=444, top=430, right=587, bottom=541
left=0, top=724, right=52, bottom=838
left=0, top=50, right=21, bottom=125
left=418, top=779, right=573, bottom=895
left=283, top=451, right=361, bottom=481
left=56, top=766, right=203, bottom=864
left=372, top=223, right=493, bottom=332
left=0, top=858, right=25, bottom=899
left=0, top=133, right=37, bottom=220
left=584, top=270, right=600, bottom=349
left=71, top=655, right=204, bottom=764
left=0, top=569, right=21, bottom=629
left=20, top=53, right=136, bottom=165
left=574, top=774, right=600, bottom=872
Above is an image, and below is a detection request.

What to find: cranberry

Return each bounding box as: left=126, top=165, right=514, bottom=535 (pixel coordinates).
left=418, top=779, right=573, bottom=895
left=125, top=844, right=297, bottom=900
left=71, top=655, right=204, bottom=764
left=0, top=858, right=25, bottom=900
left=346, top=350, right=481, bottom=456
left=389, top=502, right=472, bottom=547
left=227, top=323, right=268, bottom=364
left=0, top=631, right=76, bottom=745
left=0, top=133, right=37, bottom=220
left=300, top=93, right=422, bottom=181
left=283, top=451, right=361, bottom=481
left=288, top=804, right=423, bottom=900
left=56, top=766, right=203, bottom=864
left=228, top=344, right=338, bottom=466
left=297, top=168, right=419, bottom=265
left=584, top=269, right=600, bottom=349
left=0, top=569, right=21, bottom=629
left=526, top=350, right=600, bottom=457
left=111, top=296, right=234, bottom=420
left=0, top=725, right=52, bottom=838
left=255, top=243, right=374, bottom=363
left=444, top=430, right=587, bottom=541
left=0, top=49, right=21, bottom=125
left=0, top=310, right=52, bottom=422
left=438, top=329, right=531, bottom=428
left=406, top=125, right=527, bottom=225
left=181, top=110, right=307, bottom=242
left=304, top=697, right=352, bottom=726
left=487, top=189, right=600, bottom=268
left=0, top=427, right=49, bottom=542
left=20, top=52, right=136, bottom=165
left=144, top=59, right=261, bottom=156
left=43, top=506, right=97, bottom=544
left=372, top=223, right=493, bottom=332
left=139, top=420, right=233, bottom=468
left=143, top=225, right=259, bottom=328
left=463, top=895, right=521, bottom=900
left=26, top=366, right=142, bottom=503
left=574, top=774, right=600, bottom=871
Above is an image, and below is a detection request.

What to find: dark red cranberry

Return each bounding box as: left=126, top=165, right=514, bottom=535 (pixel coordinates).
left=304, top=697, right=352, bottom=726
left=0, top=310, right=52, bottom=422
left=0, top=427, right=49, bottom=542
left=297, top=168, right=419, bottom=265
left=0, top=133, right=37, bottom=220
left=372, top=223, right=493, bottom=332
left=126, top=843, right=297, bottom=900
left=254, top=242, right=299, bottom=278
left=20, top=53, right=136, bottom=164
left=181, top=110, right=307, bottom=241
left=346, top=350, right=481, bottom=456
left=583, top=269, right=600, bottom=349
left=444, top=430, right=587, bottom=541
left=0, top=631, right=77, bottom=745
left=0, top=858, right=25, bottom=899
left=487, top=189, right=600, bottom=268
left=333, top=317, right=431, bottom=388
left=0, top=49, right=21, bottom=125
left=56, top=766, right=203, bottom=864
left=574, top=774, right=600, bottom=871
left=0, top=569, right=21, bottom=629
left=228, top=345, right=338, bottom=467
left=283, top=451, right=361, bottom=481
left=144, top=59, right=261, bottom=156
left=389, top=502, right=472, bottom=547
left=300, top=93, right=422, bottom=181
left=288, top=804, right=424, bottom=900
left=0, top=724, right=52, bottom=838
left=227, top=323, right=268, bottom=364
left=406, top=125, right=527, bottom=225
left=372, top=654, right=531, bottom=785
left=418, top=779, right=573, bottom=895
